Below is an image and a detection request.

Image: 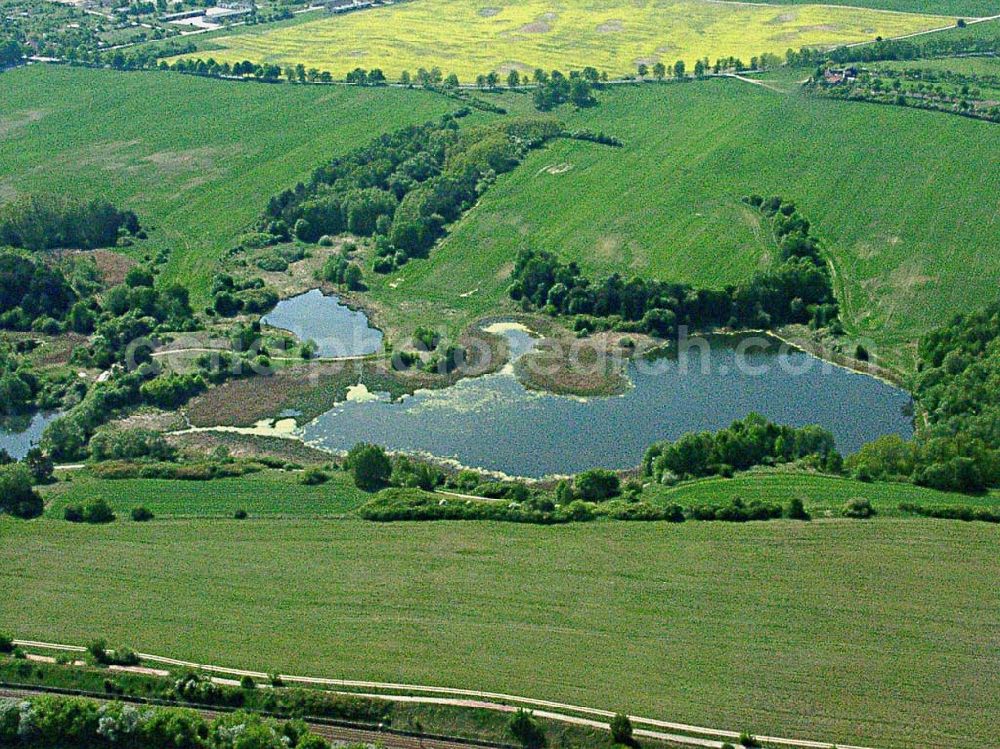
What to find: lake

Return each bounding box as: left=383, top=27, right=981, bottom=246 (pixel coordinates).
left=261, top=289, right=383, bottom=358
left=0, top=411, right=61, bottom=460
left=300, top=323, right=914, bottom=478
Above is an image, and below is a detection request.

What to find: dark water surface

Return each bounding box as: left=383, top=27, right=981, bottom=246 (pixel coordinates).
left=301, top=325, right=913, bottom=477
left=261, top=289, right=383, bottom=357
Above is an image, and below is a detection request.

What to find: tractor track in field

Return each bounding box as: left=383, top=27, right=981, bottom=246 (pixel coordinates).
left=12, top=640, right=878, bottom=749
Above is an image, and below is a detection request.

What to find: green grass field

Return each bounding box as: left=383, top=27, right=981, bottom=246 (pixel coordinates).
left=5, top=66, right=998, bottom=370
left=187, top=0, right=949, bottom=80
left=40, top=469, right=369, bottom=518
left=645, top=469, right=1000, bottom=515
left=758, top=0, right=997, bottom=16
left=0, top=65, right=462, bottom=301
left=367, top=79, right=1000, bottom=369
left=1, top=514, right=997, bottom=748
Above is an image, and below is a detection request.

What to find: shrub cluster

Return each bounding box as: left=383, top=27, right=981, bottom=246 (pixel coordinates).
left=509, top=197, right=836, bottom=336
left=0, top=463, right=43, bottom=519
left=263, top=115, right=562, bottom=274
left=644, top=413, right=841, bottom=482
left=899, top=502, right=1000, bottom=523
left=0, top=194, right=140, bottom=251
left=64, top=498, right=116, bottom=524
left=0, top=692, right=331, bottom=749
left=846, top=299, right=1000, bottom=493
left=86, top=460, right=262, bottom=482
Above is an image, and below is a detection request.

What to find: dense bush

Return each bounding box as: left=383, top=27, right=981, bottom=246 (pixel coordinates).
left=573, top=468, right=621, bottom=501
left=131, top=506, right=155, bottom=522
left=87, top=460, right=261, bottom=481
left=842, top=497, right=875, bottom=519
left=898, top=502, right=1000, bottom=523
left=64, top=498, right=116, bottom=524
left=687, top=497, right=782, bottom=522
left=509, top=708, right=547, bottom=749
left=0, top=463, right=43, bottom=519
left=0, top=251, right=77, bottom=327
left=90, top=428, right=176, bottom=462
left=360, top=488, right=590, bottom=525
left=0, top=194, right=140, bottom=251
left=509, top=197, right=836, bottom=335
left=88, top=639, right=139, bottom=666
left=644, top=414, right=840, bottom=481
left=345, top=443, right=392, bottom=490
left=0, top=692, right=331, bottom=749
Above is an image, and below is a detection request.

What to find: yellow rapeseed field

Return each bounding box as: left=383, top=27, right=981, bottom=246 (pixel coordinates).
left=189, top=0, right=950, bottom=79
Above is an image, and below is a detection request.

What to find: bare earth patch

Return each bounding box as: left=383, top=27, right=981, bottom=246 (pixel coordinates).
left=478, top=6, right=500, bottom=16
left=596, top=19, right=624, bottom=33
left=539, top=162, right=573, bottom=175
left=767, top=12, right=797, bottom=24
left=517, top=20, right=552, bottom=33
left=141, top=144, right=242, bottom=175
left=0, top=109, right=47, bottom=139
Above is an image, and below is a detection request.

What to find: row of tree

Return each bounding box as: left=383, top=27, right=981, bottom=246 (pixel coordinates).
left=786, top=25, right=998, bottom=66
left=0, top=692, right=332, bottom=749
left=0, top=194, right=140, bottom=251
left=263, top=114, right=562, bottom=273
left=508, top=196, right=836, bottom=337
left=643, top=413, right=842, bottom=482
left=847, top=299, right=1000, bottom=493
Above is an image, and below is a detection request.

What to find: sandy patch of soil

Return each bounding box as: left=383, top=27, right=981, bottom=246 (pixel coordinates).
left=141, top=144, right=241, bottom=175
left=478, top=6, right=501, bottom=16
left=596, top=19, right=623, bottom=33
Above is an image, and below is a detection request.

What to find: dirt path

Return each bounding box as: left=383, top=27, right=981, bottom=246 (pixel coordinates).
left=720, top=73, right=791, bottom=93
left=12, top=639, right=877, bottom=749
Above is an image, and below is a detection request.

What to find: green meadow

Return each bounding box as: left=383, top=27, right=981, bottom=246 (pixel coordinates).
left=41, top=469, right=369, bottom=518
left=0, top=65, right=459, bottom=301
left=4, top=65, right=998, bottom=369
left=1, top=514, right=997, bottom=749
left=647, top=469, right=1000, bottom=515
left=368, top=79, right=1000, bottom=370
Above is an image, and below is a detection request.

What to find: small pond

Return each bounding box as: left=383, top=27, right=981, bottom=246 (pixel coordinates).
left=300, top=324, right=914, bottom=478
left=0, top=411, right=61, bottom=460
left=261, top=289, right=383, bottom=358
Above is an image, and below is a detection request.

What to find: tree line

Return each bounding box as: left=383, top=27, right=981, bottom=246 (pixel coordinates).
left=262, top=113, right=563, bottom=274
left=508, top=195, right=838, bottom=338
left=643, top=413, right=842, bottom=482
left=847, top=298, right=1000, bottom=493
left=0, top=692, right=333, bottom=749
left=0, top=194, right=140, bottom=251
left=786, top=26, right=999, bottom=66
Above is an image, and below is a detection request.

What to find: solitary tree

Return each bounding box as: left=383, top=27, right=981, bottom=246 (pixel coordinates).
left=610, top=713, right=635, bottom=747
left=637, top=63, right=648, bottom=78
left=652, top=61, right=666, bottom=80
left=508, top=709, right=547, bottom=749
left=674, top=59, right=686, bottom=79
left=507, top=69, right=520, bottom=88
left=346, top=443, right=392, bottom=490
